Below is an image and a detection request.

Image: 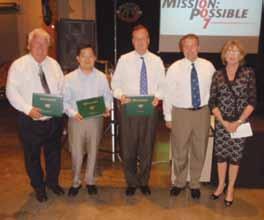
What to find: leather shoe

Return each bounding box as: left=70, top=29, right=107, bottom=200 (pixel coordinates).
left=190, top=188, right=201, bottom=199
left=47, top=184, right=65, bottom=195
left=125, top=186, right=136, bottom=196
left=170, top=186, right=182, bottom=196
left=224, top=199, right=233, bottom=207
left=87, top=185, right=98, bottom=195
left=68, top=185, right=81, bottom=197
left=210, top=192, right=224, bottom=200
left=35, top=188, right=48, bottom=202
left=140, top=185, right=151, bottom=195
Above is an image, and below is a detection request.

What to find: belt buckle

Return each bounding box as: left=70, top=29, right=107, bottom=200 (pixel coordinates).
left=192, top=106, right=201, bottom=111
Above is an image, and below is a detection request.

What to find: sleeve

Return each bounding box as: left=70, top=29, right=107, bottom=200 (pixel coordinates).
left=162, top=66, right=174, bottom=121
left=56, top=62, right=65, bottom=96
left=208, top=71, right=219, bottom=111
left=102, top=75, right=113, bottom=110
left=210, top=62, right=216, bottom=75
left=62, top=77, right=78, bottom=117
left=5, top=63, right=32, bottom=115
left=154, top=57, right=166, bottom=100
left=111, top=56, right=124, bottom=99
left=247, top=68, right=257, bottom=108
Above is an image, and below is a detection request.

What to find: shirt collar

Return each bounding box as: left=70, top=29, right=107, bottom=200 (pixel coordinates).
left=78, top=67, right=96, bottom=78
left=184, top=57, right=199, bottom=66
left=28, top=53, right=48, bottom=67
left=134, top=50, right=149, bottom=59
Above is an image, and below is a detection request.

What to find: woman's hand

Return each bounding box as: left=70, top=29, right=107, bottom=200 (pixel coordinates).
left=222, top=120, right=240, bottom=133
left=228, top=121, right=241, bottom=133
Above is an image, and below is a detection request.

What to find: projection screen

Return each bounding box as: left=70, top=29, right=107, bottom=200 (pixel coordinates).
left=159, top=0, right=263, bottom=53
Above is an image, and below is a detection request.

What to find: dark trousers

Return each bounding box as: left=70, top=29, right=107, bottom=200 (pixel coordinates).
left=120, top=106, right=158, bottom=187
left=17, top=113, right=63, bottom=190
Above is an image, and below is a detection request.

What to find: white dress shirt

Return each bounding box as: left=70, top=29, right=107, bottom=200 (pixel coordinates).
left=6, top=54, right=64, bottom=119
left=163, top=57, right=215, bottom=121
left=111, top=50, right=165, bottom=99
left=63, top=67, right=113, bottom=117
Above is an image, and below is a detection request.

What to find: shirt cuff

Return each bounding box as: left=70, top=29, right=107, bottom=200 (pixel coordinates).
left=24, top=105, right=33, bottom=116
left=154, top=91, right=163, bottom=100
left=164, top=114, right=172, bottom=122
left=113, top=89, right=123, bottom=99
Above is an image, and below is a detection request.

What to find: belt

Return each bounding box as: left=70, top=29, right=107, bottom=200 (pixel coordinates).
left=180, top=105, right=207, bottom=111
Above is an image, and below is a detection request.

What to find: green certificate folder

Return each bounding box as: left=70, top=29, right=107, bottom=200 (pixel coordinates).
left=125, top=96, right=154, bottom=116
left=32, top=93, right=63, bottom=117
left=77, top=96, right=106, bottom=118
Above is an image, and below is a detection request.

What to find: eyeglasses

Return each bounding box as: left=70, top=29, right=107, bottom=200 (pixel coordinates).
left=226, top=50, right=240, bottom=55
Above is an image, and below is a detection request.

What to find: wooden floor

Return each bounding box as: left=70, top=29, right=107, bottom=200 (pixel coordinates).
left=1, top=100, right=264, bottom=220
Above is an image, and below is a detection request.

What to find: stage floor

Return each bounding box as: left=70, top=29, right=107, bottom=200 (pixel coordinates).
left=1, top=100, right=264, bottom=220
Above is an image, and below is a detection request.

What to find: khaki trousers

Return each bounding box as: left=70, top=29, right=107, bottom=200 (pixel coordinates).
left=171, top=106, right=210, bottom=189
left=68, top=117, right=103, bottom=187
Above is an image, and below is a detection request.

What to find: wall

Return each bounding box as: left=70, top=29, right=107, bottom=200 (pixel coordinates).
left=57, top=0, right=95, bottom=20
left=0, top=0, right=96, bottom=64
left=0, top=0, right=19, bottom=64
left=16, top=0, right=43, bottom=56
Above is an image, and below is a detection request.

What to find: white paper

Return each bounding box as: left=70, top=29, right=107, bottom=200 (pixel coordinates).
left=230, top=122, right=253, bottom=139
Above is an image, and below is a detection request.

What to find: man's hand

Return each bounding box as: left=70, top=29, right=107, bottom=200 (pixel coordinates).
left=103, top=108, right=111, bottom=117
left=28, top=107, right=43, bottom=119
left=120, top=95, right=131, bottom=105
left=165, top=121, right=172, bottom=129
left=152, top=97, right=160, bottom=107
left=73, top=113, right=83, bottom=121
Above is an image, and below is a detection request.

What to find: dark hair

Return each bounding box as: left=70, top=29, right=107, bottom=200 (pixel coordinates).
left=132, top=24, right=149, bottom=37
left=179, top=34, right=199, bottom=51
left=76, top=43, right=96, bottom=56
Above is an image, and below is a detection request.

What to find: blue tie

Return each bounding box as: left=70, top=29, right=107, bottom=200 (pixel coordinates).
left=191, top=63, right=201, bottom=108
left=140, top=57, right=148, bottom=95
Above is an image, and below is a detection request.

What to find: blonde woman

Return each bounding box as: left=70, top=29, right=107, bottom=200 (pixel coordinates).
left=209, top=40, right=256, bottom=207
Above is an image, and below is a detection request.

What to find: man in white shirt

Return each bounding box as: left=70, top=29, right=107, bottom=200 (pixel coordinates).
left=63, top=44, right=112, bottom=197
left=6, top=28, right=65, bottom=202
left=111, top=25, right=165, bottom=196
left=163, top=34, right=215, bottom=199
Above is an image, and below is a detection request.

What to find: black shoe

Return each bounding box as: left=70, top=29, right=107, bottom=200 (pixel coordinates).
left=140, top=185, right=151, bottom=195
left=125, top=186, right=136, bottom=196
left=47, top=184, right=65, bottom=195
left=190, top=188, right=201, bottom=199
left=210, top=191, right=224, bottom=200
left=170, top=186, right=182, bottom=197
left=35, top=188, right=48, bottom=202
left=224, top=199, right=233, bottom=207
left=68, top=185, right=81, bottom=197
left=210, top=193, right=220, bottom=200
left=87, top=185, right=98, bottom=195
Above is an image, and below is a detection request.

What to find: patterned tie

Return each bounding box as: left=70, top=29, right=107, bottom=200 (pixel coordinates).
left=140, top=57, right=148, bottom=95
left=191, top=63, right=201, bottom=108
left=39, top=64, right=50, bottom=94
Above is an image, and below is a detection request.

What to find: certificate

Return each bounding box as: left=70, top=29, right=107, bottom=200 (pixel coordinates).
left=77, top=96, right=106, bottom=118
left=125, top=96, right=154, bottom=116
left=32, top=93, right=63, bottom=117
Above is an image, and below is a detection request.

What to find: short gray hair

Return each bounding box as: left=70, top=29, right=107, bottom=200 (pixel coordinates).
left=28, top=28, right=50, bottom=47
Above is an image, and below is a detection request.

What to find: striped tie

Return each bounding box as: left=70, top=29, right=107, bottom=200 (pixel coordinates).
left=140, top=57, right=148, bottom=95
left=191, top=63, right=201, bottom=108
left=39, top=64, right=50, bottom=94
